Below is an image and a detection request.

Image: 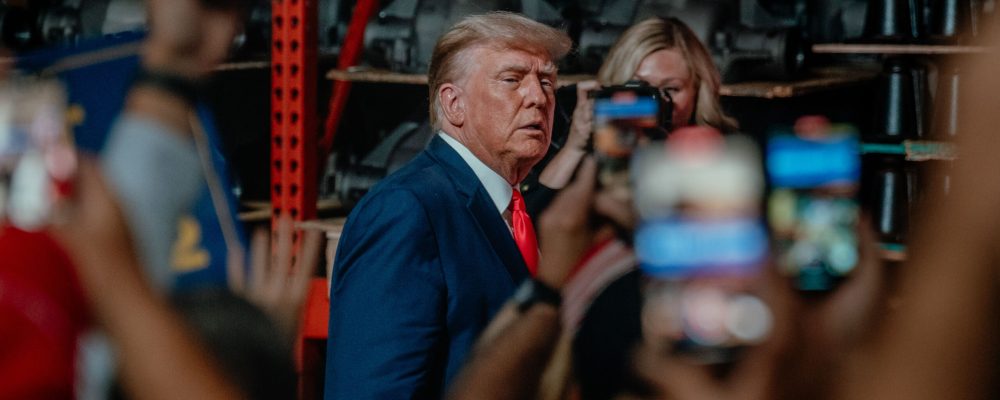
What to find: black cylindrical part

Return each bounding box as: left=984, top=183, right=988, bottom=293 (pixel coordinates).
left=929, top=0, right=974, bottom=41
left=864, top=155, right=911, bottom=244
left=865, top=0, right=916, bottom=41
left=931, top=65, right=962, bottom=139
left=870, top=59, right=923, bottom=142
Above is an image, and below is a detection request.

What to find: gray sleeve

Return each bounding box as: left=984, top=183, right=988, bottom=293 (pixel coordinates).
left=101, top=114, right=204, bottom=291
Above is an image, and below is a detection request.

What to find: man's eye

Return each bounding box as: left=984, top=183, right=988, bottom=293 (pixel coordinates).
left=540, top=79, right=554, bottom=87
left=501, top=77, right=519, bottom=83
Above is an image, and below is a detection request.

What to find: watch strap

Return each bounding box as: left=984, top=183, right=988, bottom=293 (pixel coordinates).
left=514, top=278, right=562, bottom=313
left=131, top=68, right=203, bottom=105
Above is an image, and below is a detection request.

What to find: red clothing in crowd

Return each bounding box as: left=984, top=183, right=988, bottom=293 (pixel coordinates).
left=0, top=226, right=89, bottom=399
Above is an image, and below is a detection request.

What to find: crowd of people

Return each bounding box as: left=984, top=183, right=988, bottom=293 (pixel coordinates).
left=3, top=1, right=1000, bottom=399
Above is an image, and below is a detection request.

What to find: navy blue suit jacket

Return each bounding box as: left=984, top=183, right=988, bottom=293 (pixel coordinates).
left=325, top=135, right=530, bottom=399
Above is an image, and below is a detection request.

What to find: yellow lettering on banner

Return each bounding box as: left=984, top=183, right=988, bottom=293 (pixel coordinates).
left=172, top=216, right=210, bottom=272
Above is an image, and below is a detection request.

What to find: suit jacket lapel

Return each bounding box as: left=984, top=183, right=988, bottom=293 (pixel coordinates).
left=425, top=136, right=530, bottom=284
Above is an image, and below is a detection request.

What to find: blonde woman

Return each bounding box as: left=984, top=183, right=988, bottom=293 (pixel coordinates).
left=599, top=17, right=737, bottom=132
left=525, top=17, right=737, bottom=215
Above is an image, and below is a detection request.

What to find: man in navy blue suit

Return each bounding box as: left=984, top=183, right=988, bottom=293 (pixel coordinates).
left=325, top=11, right=572, bottom=400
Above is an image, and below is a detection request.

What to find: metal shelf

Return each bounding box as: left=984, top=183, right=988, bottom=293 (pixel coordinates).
left=327, top=68, right=427, bottom=85
left=298, top=217, right=347, bottom=233
left=215, top=60, right=270, bottom=71
left=326, top=67, right=877, bottom=98
left=860, top=140, right=957, bottom=161
left=238, top=199, right=343, bottom=222
left=813, top=43, right=994, bottom=55
left=719, top=69, right=877, bottom=98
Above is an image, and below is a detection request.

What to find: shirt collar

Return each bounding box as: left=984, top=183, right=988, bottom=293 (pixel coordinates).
left=438, top=132, right=513, bottom=215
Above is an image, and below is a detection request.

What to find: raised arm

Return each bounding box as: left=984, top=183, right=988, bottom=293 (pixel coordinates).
left=54, top=160, right=244, bottom=400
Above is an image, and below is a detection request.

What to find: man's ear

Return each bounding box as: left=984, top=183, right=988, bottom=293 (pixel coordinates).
left=439, top=83, right=465, bottom=127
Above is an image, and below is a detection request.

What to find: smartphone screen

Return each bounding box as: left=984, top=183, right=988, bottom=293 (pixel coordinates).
left=635, top=215, right=769, bottom=278
left=592, top=85, right=660, bottom=192
left=766, top=122, right=861, bottom=291
left=634, top=130, right=772, bottom=360
left=767, top=131, right=860, bottom=189
left=634, top=132, right=767, bottom=278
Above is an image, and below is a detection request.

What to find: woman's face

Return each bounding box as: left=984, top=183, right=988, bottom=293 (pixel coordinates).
left=633, top=48, right=697, bottom=131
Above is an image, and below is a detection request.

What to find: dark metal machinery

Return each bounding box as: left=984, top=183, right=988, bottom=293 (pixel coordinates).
left=321, top=0, right=822, bottom=205
left=336, top=0, right=814, bottom=79
left=0, top=0, right=85, bottom=51
left=0, top=0, right=273, bottom=54
left=3, top=0, right=941, bottom=232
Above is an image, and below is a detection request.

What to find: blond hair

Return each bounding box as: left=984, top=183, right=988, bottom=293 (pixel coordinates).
left=598, top=17, right=738, bottom=132
left=427, top=11, right=572, bottom=128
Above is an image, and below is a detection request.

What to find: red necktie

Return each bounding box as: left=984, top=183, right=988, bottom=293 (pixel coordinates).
left=509, top=190, right=539, bottom=275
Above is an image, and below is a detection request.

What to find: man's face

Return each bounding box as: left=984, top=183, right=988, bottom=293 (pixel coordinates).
left=456, top=46, right=556, bottom=181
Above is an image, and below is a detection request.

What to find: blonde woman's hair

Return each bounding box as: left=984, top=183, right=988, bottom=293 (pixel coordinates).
left=427, top=11, right=572, bottom=129
left=597, top=17, right=738, bottom=132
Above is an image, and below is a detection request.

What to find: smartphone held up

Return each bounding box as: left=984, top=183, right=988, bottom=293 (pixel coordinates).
left=766, top=116, right=861, bottom=291
left=631, top=126, right=772, bottom=363
left=0, top=80, right=76, bottom=231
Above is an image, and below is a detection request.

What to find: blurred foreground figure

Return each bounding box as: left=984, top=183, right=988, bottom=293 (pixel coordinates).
left=102, top=0, right=248, bottom=291
left=449, top=130, right=792, bottom=400
left=55, top=159, right=245, bottom=400
left=107, top=0, right=319, bottom=337
left=1, top=0, right=319, bottom=398
left=94, top=0, right=318, bottom=393
left=837, top=31, right=1000, bottom=400
left=448, top=131, right=890, bottom=399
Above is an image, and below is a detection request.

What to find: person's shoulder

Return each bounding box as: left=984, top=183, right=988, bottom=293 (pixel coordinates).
left=347, top=153, right=457, bottom=218
left=371, top=153, right=458, bottom=199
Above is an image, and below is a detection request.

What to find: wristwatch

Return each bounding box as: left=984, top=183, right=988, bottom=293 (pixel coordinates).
left=512, top=278, right=562, bottom=313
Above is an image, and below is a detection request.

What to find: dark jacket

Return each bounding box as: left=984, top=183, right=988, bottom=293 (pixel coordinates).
left=325, top=135, right=530, bottom=399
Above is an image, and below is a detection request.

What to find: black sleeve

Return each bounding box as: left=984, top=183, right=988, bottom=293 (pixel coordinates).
left=522, top=84, right=579, bottom=220
left=522, top=180, right=558, bottom=223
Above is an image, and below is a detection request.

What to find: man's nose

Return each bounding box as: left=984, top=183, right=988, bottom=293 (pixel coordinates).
left=521, top=75, right=549, bottom=109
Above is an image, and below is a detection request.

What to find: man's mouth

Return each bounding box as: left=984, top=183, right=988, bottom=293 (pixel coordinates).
left=520, top=122, right=544, bottom=132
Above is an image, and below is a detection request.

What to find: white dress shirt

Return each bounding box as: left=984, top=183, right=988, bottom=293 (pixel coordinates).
left=438, top=132, right=513, bottom=216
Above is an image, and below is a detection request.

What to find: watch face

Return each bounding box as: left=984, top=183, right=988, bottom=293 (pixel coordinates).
left=514, top=279, right=534, bottom=303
